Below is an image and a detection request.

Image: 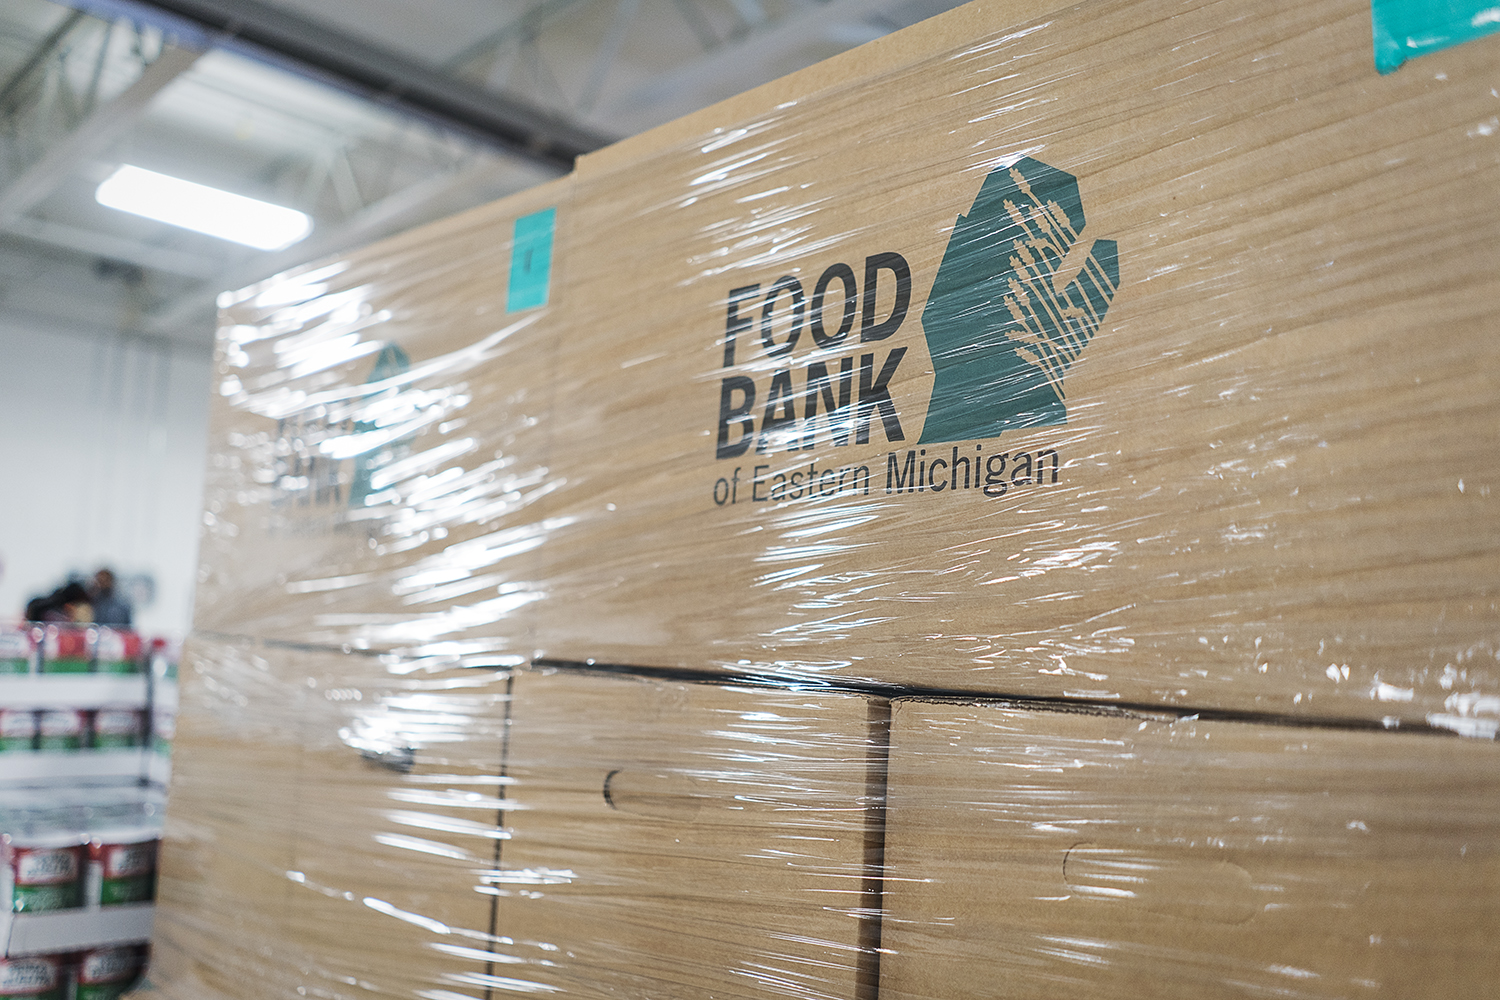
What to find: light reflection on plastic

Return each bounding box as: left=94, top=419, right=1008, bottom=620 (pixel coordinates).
left=479, top=869, right=576, bottom=886
left=382, top=810, right=512, bottom=840
left=439, top=973, right=562, bottom=994
left=363, top=896, right=451, bottom=934
left=387, top=788, right=514, bottom=811
left=372, top=833, right=474, bottom=862
left=428, top=944, right=529, bottom=965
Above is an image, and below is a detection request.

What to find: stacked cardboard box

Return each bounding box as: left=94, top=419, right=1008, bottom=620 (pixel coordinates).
left=195, top=177, right=571, bottom=657
left=154, top=642, right=881, bottom=1000
left=196, top=0, right=1499, bottom=727
left=533, top=0, right=1500, bottom=725
left=155, top=0, right=1500, bottom=998
left=880, top=701, right=1500, bottom=997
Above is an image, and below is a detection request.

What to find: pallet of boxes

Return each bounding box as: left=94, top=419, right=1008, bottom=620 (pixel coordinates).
left=150, top=0, right=1500, bottom=998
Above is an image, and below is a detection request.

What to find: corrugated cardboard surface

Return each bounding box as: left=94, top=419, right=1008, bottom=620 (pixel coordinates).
left=488, top=670, right=880, bottom=1000
left=879, top=699, right=1500, bottom=997
left=194, top=176, right=572, bottom=656
left=169, top=6, right=1500, bottom=997
left=153, top=645, right=882, bottom=1000
left=282, top=650, right=508, bottom=1000
left=153, top=639, right=510, bottom=1000
left=150, top=640, right=313, bottom=1000
left=529, top=0, right=1500, bottom=723
left=195, top=0, right=1500, bottom=722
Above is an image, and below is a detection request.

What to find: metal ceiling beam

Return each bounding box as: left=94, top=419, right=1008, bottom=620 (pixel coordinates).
left=0, top=9, right=87, bottom=117
left=73, top=0, right=616, bottom=170
left=594, top=0, right=923, bottom=133
left=0, top=44, right=201, bottom=227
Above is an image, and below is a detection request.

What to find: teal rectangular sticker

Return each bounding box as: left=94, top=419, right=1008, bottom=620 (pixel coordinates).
left=1373, top=0, right=1500, bottom=73
left=507, top=207, right=556, bottom=312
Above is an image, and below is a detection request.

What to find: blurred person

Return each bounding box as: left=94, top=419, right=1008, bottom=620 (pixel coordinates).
left=90, top=568, right=132, bottom=627
left=24, top=579, right=93, bottom=623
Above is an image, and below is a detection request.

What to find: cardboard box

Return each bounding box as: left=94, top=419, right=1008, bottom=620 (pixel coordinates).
left=879, top=698, right=1500, bottom=997
left=520, top=0, right=1500, bottom=725
left=195, top=0, right=1500, bottom=722
left=487, top=669, right=882, bottom=1000
left=193, top=176, right=573, bottom=657
left=155, top=647, right=881, bottom=1000
left=283, top=745, right=503, bottom=1000
left=150, top=639, right=310, bottom=1000
left=281, top=650, right=510, bottom=1000
left=153, top=639, right=511, bottom=1000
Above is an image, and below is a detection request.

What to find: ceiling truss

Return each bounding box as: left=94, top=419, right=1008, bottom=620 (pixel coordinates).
left=80, top=0, right=615, bottom=169
left=0, top=0, right=965, bottom=347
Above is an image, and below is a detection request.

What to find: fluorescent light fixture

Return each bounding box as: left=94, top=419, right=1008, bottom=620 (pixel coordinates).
left=96, top=165, right=312, bottom=251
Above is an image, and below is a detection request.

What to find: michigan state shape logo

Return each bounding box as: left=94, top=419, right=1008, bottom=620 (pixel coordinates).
left=919, top=157, right=1118, bottom=444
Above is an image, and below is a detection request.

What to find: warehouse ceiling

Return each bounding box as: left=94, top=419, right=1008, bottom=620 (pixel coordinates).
left=0, top=0, right=966, bottom=352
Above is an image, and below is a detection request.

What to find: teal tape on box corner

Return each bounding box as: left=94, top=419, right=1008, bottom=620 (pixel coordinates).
left=1372, top=0, right=1500, bottom=73
left=508, top=207, right=556, bottom=312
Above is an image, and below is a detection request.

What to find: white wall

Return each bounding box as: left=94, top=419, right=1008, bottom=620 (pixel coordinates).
left=0, top=318, right=212, bottom=637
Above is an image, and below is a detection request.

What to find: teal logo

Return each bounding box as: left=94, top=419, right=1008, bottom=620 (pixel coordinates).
left=349, top=342, right=412, bottom=507
left=918, top=158, right=1118, bottom=445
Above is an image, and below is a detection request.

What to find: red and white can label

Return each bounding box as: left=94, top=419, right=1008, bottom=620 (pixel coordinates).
left=38, top=711, right=83, bottom=734
left=0, top=957, right=61, bottom=998
left=94, top=630, right=140, bottom=661
left=0, top=629, right=33, bottom=673
left=0, top=710, right=36, bottom=739
left=42, top=627, right=91, bottom=663
left=11, top=846, right=81, bottom=885
left=78, top=947, right=145, bottom=985
left=93, top=841, right=157, bottom=879
left=94, top=630, right=142, bottom=674
left=37, top=711, right=84, bottom=749
left=92, top=709, right=142, bottom=748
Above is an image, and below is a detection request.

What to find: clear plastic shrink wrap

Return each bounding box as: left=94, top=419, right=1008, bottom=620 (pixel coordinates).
left=159, top=0, right=1500, bottom=997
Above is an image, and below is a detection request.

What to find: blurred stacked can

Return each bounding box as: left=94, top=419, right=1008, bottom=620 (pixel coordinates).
left=0, top=948, right=147, bottom=1000
left=2, top=836, right=84, bottom=913
left=90, top=633, right=140, bottom=677
left=0, top=955, right=64, bottom=1000
left=0, top=711, right=36, bottom=753
left=88, top=710, right=143, bottom=751
left=73, top=946, right=147, bottom=1000
left=4, top=832, right=159, bottom=912
left=85, top=832, right=157, bottom=907
left=32, top=713, right=82, bottom=753
left=0, top=629, right=35, bottom=676
left=37, top=630, right=90, bottom=675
